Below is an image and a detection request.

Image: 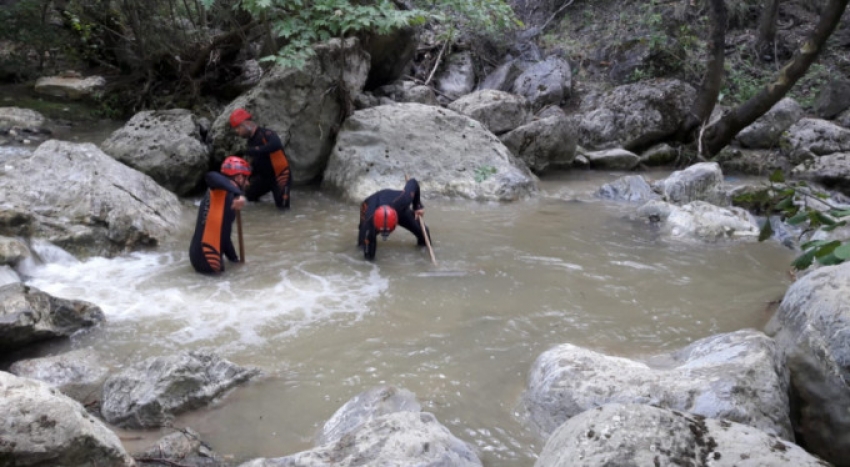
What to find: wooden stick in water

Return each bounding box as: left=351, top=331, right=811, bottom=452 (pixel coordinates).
left=237, top=211, right=245, bottom=263
left=420, top=215, right=437, bottom=265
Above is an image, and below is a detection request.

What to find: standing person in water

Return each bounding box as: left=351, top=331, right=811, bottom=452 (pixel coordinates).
left=189, top=156, right=250, bottom=274
left=229, top=108, right=291, bottom=210
left=358, top=178, right=431, bottom=261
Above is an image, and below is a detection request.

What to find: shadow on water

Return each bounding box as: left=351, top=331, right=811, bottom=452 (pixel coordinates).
left=20, top=171, right=795, bottom=465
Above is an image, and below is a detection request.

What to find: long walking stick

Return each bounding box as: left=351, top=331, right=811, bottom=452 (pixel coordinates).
left=419, top=215, right=437, bottom=265
left=237, top=211, right=245, bottom=263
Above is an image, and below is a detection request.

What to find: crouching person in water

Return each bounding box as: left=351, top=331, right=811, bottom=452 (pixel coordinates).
left=189, top=156, right=250, bottom=274
left=358, top=178, right=431, bottom=261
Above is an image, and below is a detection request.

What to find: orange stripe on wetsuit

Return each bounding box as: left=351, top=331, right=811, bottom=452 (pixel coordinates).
left=201, top=189, right=227, bottom=272
left=261, top=135, right=290, bottom=192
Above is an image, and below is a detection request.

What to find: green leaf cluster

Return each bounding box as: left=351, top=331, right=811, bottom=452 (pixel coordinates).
left=201, top=0, right=518, bottom=69
left=474, top=165, right=497, bottom=183
left=752, top=170, right=850, bottom=270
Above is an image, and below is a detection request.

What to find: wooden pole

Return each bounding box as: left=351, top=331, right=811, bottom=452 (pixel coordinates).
left=419, top=216, right=436, bottom=265
left=237, top=211, right=245, bottom=262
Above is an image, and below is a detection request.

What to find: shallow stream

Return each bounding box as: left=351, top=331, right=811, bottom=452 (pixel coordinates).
left=15, top=169, right=793, bottom=466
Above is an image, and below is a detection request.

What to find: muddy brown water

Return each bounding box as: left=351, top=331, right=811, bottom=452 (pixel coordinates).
left=19, top=169, right=793, bottom=466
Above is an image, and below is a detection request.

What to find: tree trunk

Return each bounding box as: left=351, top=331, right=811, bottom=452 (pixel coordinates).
left=678, top=0, right=727, bottom=145
left=755, top=0, right=780, bottom=61
left=703, top=0, right=849, bottom=155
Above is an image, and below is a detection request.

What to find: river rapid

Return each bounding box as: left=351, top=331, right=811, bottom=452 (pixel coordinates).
left=14, top=168, right=793, bottom=466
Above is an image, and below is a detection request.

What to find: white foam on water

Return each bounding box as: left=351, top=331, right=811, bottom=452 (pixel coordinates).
left=24, top=249, right=388, bottom=352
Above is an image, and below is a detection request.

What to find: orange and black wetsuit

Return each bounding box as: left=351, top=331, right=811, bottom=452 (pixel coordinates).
left=189, top=172, right=243, bottom=274
left=244, top=127, right=291, bottom=210
left=358, top=178, right=430, bottom=260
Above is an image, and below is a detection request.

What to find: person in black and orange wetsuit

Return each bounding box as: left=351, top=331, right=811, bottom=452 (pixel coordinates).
left=189, top=156, right=250, bottom=274
left=229, top=108, right=291, bottom=210
left=358, top=178, right=431, bottom=261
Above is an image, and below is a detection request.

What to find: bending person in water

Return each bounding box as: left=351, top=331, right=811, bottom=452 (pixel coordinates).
left=358, top=178, right=431, bottom=261
left=189, top=156, right=249, bottom=274
left=229, top=108, right=291, bottom=210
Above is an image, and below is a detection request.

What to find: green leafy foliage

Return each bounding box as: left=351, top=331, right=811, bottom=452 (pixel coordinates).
left=0, top=0, right=76, bottom=79
left=751, top=170, right=850, bottom=270
left=474, top=165, right=497, bottom=183
left=201, top=0, right=517, bottom=70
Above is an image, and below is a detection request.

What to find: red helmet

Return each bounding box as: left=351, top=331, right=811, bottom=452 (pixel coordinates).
left=373, top=205, right=398, bottom=237
left=221, top=156, right=251, bottom=177
left=229, top=108, right=252, bottom=128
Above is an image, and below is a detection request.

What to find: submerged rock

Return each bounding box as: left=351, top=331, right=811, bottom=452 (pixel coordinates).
left=240, top=385, right=481, bottom=467
left=100, top=351, right=260, bottom=429
left=0, top=283, right=104, bottom=352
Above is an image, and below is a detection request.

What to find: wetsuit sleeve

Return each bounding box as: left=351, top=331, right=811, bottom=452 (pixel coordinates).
left=359, top=195, right=379, bottom=260
left=222, top=232, right=239, bottom=262
left=205, top=172, right=244, bottom=196
left=405, top=178, right=423, bottom=211
left=246, top=129, right=283, bottom=158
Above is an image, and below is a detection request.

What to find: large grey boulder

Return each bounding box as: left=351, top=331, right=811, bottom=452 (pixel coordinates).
left=209, top=38, right=370, bottom=183
left=500, top=116, right=577, bottom=173
left=792, top=152, right=850, bottom=196
left=511, top=56, right=571, bottom=111
left=240, top=385, right=481, bottom=467
left=448, top=90, right=531, bottom=135
left=0, top=283, right=105, bottom=352
left=577, top=79, right=696, bottom=150
left=535, top=404, right=827, bottom=467
left=736, top=97, right=804, bottom=149
left=100, top=351, right=260, bottom=429
left=9, top=349, right=110, bottom=404
left=0, top=140, right=182, bottom=258
left=323, top=103, right=538, bottom=202
left=653, top=162, right=725, bottom=206
left=523, top=329, right=792, bottom=440
left=101, top=109, right=211, bottom=196
left=0, top=371, right=135, bottom=467
left=765, top=262, right=850, bottom=467
left=781, top=118, right=850, bottom=164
